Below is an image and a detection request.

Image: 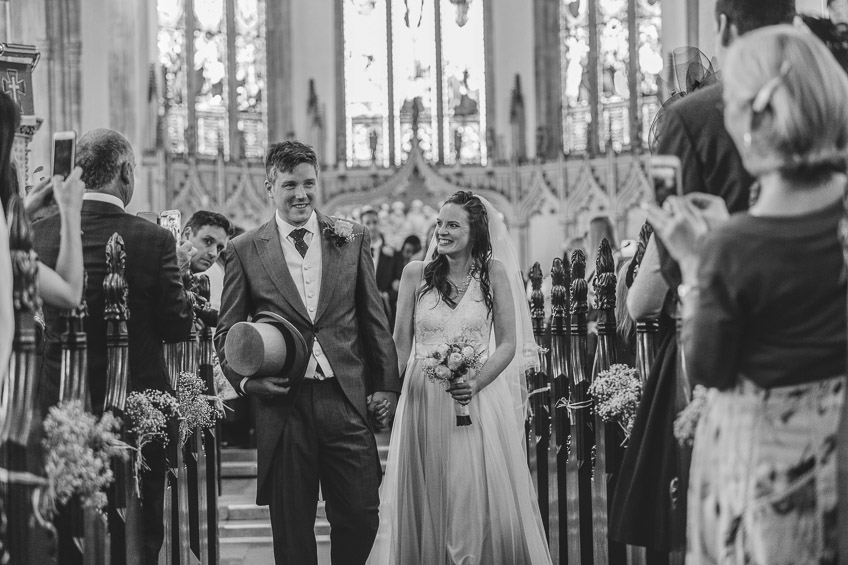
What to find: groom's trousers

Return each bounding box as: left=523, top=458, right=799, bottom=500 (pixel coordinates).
left=268, top=377, right=381, bottom=565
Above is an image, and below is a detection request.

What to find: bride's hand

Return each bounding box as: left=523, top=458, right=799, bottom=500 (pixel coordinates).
left=448, top=372, right=478, bottom=405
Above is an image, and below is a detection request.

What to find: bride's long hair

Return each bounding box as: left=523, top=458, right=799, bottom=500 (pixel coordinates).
left=421, top=191, right=494, bottom=316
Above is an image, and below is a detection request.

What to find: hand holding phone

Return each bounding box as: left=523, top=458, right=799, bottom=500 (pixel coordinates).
left=649, top=155, right=683, bottom=205
left=52, top=131, right=77, bottom=180
left=51, top=167, right=85, bottom=217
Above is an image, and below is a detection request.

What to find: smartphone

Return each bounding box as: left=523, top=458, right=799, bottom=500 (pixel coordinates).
left=52, top=131, right=77, bottom=180
left=648, top=155, right=683, bottom=205
left=159, top=209, right=182, bottom=243
left=137, top=211, right=160, bottom=224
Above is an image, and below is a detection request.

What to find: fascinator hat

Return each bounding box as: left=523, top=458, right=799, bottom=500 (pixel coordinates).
left=648, top=47, right=718, bottom=155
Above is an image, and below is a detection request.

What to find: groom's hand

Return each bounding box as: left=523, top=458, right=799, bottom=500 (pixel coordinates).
left=369, top=391, right=398, bottom=429
left=243, top=375, right=291, bottom=397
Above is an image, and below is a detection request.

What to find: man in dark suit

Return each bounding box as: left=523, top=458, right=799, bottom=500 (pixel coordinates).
left=655, top=0, right=794, bottom=286
left=215, top=141, right=400, bottom=565
left=360, top=206, right=403, bottom=325
left=32, top=129, right=194, bottom=564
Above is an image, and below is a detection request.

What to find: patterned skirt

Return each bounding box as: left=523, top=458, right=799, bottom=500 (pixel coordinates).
left=686, top=376, right=845, bottom=565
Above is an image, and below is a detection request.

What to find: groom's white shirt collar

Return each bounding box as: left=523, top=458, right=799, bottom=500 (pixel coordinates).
left=83, top=192, right=125, bottom=211
left=275, top=210, right=318, bottom=241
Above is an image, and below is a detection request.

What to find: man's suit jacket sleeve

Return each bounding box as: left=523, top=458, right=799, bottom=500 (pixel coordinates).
left=356, top=230, right=401, bottom=395
left=655, top=103, right=705, bottom=288
left=154, top=231, right=194, bottom=342
left=214, top=240, right=251, bottom=389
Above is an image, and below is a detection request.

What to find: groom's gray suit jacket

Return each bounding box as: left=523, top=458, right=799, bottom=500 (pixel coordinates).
left=215, top=211, right=401, bottom=504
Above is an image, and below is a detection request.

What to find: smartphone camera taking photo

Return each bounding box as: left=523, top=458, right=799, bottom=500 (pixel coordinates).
left=649, top=155, right=683, bottom=205
left=52, top=131, right=77, bottom=180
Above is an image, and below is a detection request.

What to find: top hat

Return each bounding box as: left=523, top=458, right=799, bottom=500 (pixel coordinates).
left=224, top=312, right=310, bottom=383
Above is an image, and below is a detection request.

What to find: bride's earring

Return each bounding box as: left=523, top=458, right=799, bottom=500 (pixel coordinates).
left=743, top=131, right=752, bottom=149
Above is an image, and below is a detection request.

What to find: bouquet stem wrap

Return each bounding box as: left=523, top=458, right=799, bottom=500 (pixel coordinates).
left=454, top=375, right=472, bottom=426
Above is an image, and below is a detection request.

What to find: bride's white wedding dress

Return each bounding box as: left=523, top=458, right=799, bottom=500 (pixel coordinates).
left=367, top=278, right=553, bottom=565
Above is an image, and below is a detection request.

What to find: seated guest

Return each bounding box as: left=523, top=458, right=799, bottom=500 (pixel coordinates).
left=181, top=210, right=234, bottom=324
left=32, top=128, right=194, bottom=564
left=647, top=27, right=848, bottom=563
left=361, top=205, right=403, bottom=323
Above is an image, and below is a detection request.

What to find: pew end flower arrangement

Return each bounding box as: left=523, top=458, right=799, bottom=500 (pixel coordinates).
left=41, top=400, right=129, bottom=516
left=421, top=338, right=484, bottom=426
left=177, top=371, right=225, bottom=446
left=125, top=389, right=179, bottom=493
left=588, top=364, right=642, bottom=440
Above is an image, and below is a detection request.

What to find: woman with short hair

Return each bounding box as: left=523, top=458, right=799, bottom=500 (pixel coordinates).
left=648, top=26, right=848, bottom=563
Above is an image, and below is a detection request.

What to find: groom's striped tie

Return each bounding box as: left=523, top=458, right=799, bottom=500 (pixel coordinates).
left=290, top=228, right=309, bottom=258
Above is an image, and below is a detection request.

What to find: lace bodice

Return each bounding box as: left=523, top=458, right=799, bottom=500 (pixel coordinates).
left=414, top=278, right=492, bottom=357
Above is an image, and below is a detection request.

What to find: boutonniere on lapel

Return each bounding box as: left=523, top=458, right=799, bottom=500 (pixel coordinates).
left=322, top=218, right=358, bottom=247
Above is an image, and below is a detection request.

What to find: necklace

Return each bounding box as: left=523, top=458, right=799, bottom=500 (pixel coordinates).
left=450, top=265, right=476, bottom=296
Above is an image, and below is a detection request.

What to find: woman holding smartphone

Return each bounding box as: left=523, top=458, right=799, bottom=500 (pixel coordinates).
left=647, top=27, right=848, bottom=563
left=0, top=91, right=85, bottom=311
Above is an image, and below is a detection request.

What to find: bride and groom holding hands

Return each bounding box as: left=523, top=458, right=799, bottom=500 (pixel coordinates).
left=215, top=140, right=552, bottom=565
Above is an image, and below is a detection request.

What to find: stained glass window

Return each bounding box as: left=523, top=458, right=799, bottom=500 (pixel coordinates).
left=560, top=0, right=662, bottom=154
left=344, top=0, right=391, bottom=168
left=560, top=0, right=591, bottom=154
left=637, top=0, right=662, bottom=145
left=392, top=0, right=438, bottom=163
left=343, top=0, right=488, bottom=167
left=194, top=0, right=228, bottom=156
left=158, top=0, right=188, bottom=154
left=440, top=0, right=487, bottom=166
left=235, top=0, right=267, bottom=159
left=598, top=0, right=630, bottom=152
left=157, top=0, right=268, bottom=158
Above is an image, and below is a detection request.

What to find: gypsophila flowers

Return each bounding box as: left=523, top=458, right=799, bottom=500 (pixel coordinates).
left=41, top=400, right=129, bottom=515
left=589, top=364, right=642, bottom=434
left=177, top=371, right=223, bottom=446
left=673, top=385, right=710, bottom=447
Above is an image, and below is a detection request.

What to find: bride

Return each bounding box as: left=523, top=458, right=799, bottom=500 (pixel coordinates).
left=367, top=191, right=552, bottom=564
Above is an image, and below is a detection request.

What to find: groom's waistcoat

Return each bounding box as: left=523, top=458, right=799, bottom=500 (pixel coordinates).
left=214, top=211, right=401, bottom=504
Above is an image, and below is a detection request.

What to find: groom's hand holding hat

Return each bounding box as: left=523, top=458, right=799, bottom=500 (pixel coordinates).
left=224, top=311, right=309, bottom=398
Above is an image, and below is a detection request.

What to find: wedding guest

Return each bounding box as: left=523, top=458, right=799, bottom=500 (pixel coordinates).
left=32, top=128, right=194, bottom=564
left=361, top=205, right=403, bottom=322
left=0, top=91, right=85, bottom=311
left=654, top=0, right=795, bottom=288
left=0, top=198, right=11, bottom=390
left=400, top=234, right=421, bottom=266
left=648, top=27, right=847, bottom=563
left=181, top=210, right=234, bottom=325
left=182, top=210, right=234, bottom=276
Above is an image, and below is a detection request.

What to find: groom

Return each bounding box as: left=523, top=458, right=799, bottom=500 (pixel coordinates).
left=215, top=141, right=401, bottom=564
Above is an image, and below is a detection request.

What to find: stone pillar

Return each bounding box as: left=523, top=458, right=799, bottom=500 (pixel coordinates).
left=266, top=0, right=294, bottom=145
left=533, top=0, right=563, bottom=161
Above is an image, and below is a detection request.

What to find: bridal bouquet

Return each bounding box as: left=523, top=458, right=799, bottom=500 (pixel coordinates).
left=421, top=338, right=484, bottom=426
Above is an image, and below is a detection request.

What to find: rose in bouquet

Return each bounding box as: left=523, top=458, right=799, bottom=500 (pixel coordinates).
left=421, top=338, right=484, bottom=426
left=588, top=364, right=642, bottom=435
